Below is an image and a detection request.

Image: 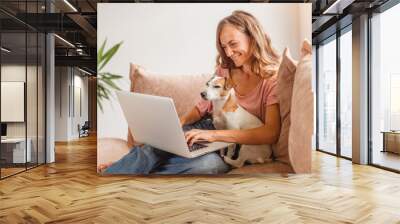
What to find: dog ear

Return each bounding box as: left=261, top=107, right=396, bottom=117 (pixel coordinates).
left=206, top=74, right=216, bottom=87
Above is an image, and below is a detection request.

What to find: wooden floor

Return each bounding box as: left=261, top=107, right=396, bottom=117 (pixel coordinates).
left=1, top=167, right=26, bottom=178
left=1, top=135, right=400, bottom=223
left=1, top=163, right=45, bottom=178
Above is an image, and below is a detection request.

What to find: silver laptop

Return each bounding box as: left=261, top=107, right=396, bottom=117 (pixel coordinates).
left=116, top=91, right=232, bottom=158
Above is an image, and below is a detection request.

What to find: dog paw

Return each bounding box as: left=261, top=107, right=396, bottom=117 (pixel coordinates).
left=219, top=148, right=227, bottom=157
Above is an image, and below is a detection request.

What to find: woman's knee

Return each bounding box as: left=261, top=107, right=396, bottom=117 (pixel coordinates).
left=194, top=153, right=230, bottom=174
left=103, top=144, right=167, bottom=174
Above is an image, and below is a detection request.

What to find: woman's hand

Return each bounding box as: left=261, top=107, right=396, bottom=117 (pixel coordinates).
left=184, top=129, right=217, bottom=146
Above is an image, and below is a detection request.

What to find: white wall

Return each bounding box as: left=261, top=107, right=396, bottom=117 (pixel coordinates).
left=72, top=74, right=89, bottom=138
left=55, top=67, right=89, bottom=141
left=97, top=3, right=312, bottom=139
left=55, top=67, right=70, bottom=141
left=298, top=4, right=312, bottom=50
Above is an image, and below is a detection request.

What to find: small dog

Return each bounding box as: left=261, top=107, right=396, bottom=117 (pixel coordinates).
left=200, top=74, right=272, bottom=168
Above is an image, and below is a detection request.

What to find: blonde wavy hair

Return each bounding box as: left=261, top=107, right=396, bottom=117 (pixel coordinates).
left=216, top=10, right=280, bottom=79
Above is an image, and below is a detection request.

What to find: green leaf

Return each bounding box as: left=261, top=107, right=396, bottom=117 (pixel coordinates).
left=98, top=41, right=123, bottom=71
left=97, top=84, right=109, bottom=96
left=102, top=73, right=122, bottom=79
left=102, top=79, right=121, bottom=91
left=98, top=39, right=107, bottom=65
left=98, top=73, right=122, bottom=93
left=97, top=39, right=124, bottom=112
left=97, top=99, right=103, bottom=112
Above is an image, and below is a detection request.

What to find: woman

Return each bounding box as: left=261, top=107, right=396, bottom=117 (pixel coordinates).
left=100, top=10, right=281, bottom=175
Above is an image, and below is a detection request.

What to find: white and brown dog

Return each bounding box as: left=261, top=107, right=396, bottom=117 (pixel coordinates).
left=200, top=74, right=272, bottom=168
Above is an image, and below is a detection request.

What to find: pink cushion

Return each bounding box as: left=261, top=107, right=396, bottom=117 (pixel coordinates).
left=130, top=64, right=211, bottom=117
left=288, top=40, right=313, bottom=173
left=274, top=48, right=297, bottom=165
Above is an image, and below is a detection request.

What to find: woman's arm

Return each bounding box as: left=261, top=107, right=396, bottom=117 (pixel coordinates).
left=214, top=103, right=280, bottom=144
left=179, top=106, right=202, bottom=126
left=185, top=104, right=281, bottom=145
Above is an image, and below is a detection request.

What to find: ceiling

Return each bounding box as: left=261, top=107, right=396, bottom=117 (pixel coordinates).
left=0, top=0, right=393, bottom=74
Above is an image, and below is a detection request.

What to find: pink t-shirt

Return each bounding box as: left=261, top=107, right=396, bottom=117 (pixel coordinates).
left=196, top=69, right=278, bottom=123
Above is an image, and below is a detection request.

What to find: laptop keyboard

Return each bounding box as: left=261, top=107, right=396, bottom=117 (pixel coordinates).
left=188, top=143, right=207, bottom=152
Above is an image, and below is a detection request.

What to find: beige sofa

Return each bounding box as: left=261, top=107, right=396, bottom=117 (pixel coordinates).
left=98, top=40, right=313, bottom=174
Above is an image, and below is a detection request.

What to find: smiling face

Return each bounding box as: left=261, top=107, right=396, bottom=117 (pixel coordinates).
left=219, top=24, right=252, bottom=67
left=216, top=11, right=281, bottom=79
left=200, top=76, right=233, bottom=101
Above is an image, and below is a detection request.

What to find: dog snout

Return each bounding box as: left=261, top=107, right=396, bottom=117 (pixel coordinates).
left=200, top=92, right=207, bottom=99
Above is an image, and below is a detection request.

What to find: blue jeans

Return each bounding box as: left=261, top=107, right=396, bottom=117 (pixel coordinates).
left=103, top=117, right=230, bottom=175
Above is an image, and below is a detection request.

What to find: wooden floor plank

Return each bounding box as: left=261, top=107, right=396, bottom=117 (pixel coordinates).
left=0, top=135, right=399, bottom=223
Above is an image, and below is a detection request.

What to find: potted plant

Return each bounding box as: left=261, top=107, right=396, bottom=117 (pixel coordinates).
left=97, top=39, right=123, bottom=112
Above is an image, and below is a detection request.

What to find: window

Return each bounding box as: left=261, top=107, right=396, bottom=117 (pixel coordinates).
left=317, top=36, right=337, bottom=154
left=370, top=2, right=400, bottom=171
left=339, top=28, right=352, bottom=158
left=312, top=45, right=317, bottom=150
